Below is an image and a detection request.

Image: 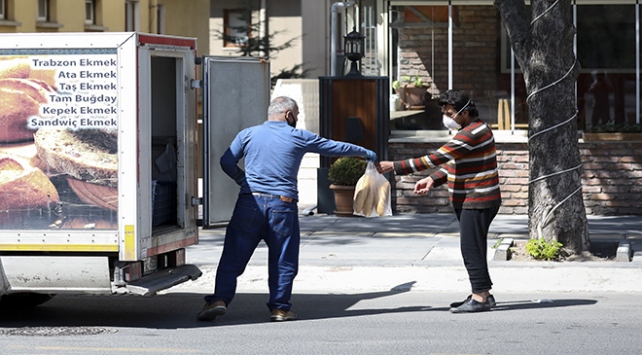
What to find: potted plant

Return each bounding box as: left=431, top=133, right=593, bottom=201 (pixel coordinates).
left=327, top=157, right=366, bottom=216
left=392, top=75, right=428, bottom=109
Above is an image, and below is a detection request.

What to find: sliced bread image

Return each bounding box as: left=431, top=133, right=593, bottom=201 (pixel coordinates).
left=0, top=156, right=60, bottom=210
left=34, top=129, right=118, bottom=187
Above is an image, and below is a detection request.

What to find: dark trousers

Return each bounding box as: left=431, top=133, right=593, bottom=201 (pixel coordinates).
left=454, top=206, right=500, bottom=293
left=205, top=194, right=299, bottom=311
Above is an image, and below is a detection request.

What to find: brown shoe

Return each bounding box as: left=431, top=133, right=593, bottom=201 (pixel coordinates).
left=197, top=300, right=227, bottom=321
left=270, top=309, right=297, bottom=322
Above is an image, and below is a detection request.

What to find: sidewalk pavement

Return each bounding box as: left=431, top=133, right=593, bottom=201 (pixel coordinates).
left=172, top=213, right=642, bottom=296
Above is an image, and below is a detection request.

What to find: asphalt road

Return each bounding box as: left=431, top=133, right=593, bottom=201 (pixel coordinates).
left=0, top=291, right=640, bottom=355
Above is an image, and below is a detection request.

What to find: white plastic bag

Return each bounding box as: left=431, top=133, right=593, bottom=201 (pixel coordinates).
left=155, top=143, right=177, bottom=182
left=353, top=162, right=392, bottom=218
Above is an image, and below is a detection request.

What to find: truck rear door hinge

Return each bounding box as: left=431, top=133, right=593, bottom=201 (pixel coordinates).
left=191, top=197, right=203, bottom=206
left=190, top=79, right=202, bottom=90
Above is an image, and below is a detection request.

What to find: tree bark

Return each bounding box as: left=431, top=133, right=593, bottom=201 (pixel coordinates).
left=495, top=0, right=589, bottom=254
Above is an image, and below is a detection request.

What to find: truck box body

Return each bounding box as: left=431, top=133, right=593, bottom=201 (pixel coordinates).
left=0, top=32, right=270, bottom=299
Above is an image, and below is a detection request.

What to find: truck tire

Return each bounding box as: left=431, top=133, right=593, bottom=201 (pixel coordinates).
left=0, top=293, right=56, bottom=309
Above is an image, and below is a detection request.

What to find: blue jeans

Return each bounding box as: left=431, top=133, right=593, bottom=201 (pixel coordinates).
left=205, top=193, right=299, bottom=311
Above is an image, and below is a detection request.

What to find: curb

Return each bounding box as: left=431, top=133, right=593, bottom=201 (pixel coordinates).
left=492, top=236, right=635, bottom=262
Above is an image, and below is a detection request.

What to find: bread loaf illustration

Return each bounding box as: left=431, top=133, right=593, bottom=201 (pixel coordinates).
left=0, top=156, right=60, bottom=210
left=0, top=77, right=53, bottom=143
left=0, top=59, right=30, bottom=80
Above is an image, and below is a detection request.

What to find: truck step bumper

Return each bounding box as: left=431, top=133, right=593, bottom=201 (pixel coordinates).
left=125, top=264, right=202, bottom=296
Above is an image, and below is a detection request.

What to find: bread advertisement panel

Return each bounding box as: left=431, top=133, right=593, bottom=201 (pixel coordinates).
left=0, top=50, right=118, bottom=230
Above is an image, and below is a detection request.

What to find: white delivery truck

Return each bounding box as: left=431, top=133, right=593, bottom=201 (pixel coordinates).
left=0, top=32, right=269, bottom=307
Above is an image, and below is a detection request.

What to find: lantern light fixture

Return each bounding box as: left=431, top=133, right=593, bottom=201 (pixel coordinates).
left=343, top=26, right=365, bottom=76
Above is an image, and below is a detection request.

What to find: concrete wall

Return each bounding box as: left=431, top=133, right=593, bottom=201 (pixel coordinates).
left=389, top=140, right=642, bottom=216
left=162, top=0, right=210, bottom=56
left=301, top=0, right=331, bottom=79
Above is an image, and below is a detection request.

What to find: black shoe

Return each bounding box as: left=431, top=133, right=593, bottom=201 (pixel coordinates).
left=450, top=294, right=496, bottom=308
left=449, top=298, right=491, bottom=313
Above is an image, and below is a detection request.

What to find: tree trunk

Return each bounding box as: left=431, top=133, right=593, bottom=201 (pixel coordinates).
left=495, top=0, right=590, bottom=254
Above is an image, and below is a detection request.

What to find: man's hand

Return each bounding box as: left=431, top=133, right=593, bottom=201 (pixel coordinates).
left=413, top=177, right=434, bottom=195
left=375, top=161, right=394, bottom=174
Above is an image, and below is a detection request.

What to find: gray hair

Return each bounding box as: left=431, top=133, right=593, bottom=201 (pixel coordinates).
left=268, top=96, right=298, bottom=117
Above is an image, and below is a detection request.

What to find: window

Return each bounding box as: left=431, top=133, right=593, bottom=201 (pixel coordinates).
left=499, top=4, right=639, bottom=130
left=157, top=4, right=165, bottom=34
left=0, top=0, right=6, bottom=20
left=85, top=0, right=95, bottom=25
left=223, top=9, right=250, bottom=47
left=125, top=0, right=140, bottom=31
left=576, top=5, right=637, bottom=130
left=37, top=0, right=49, bottom=22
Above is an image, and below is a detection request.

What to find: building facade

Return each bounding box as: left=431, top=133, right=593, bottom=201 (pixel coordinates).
left=210, top=0, right=367, bottom=81
left=209, top=1, right=642, bottom=215
left=0, top=0, right=210, bottom=56
left=368, top=1, right=642, bottom=216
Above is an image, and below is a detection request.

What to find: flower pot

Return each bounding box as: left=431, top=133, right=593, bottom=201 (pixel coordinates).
left=401, top=86, right=428, bottom=109
left=330, top=184, right=356, bottom=217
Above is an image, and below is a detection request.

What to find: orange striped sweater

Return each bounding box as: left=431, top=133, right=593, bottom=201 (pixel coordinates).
left=393, top=118, right=502, bottom=209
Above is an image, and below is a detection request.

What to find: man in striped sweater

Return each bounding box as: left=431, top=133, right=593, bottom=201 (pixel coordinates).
left=377, top=90, right=501, bottom=313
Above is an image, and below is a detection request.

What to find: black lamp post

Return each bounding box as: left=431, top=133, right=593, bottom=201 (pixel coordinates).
left=344, top=26, right=365, bottom=76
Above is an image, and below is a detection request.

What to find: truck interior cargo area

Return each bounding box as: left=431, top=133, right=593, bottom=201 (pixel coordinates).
left=151, top=56, right=179, bottom=229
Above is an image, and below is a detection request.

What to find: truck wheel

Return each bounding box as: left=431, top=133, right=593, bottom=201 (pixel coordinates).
left=0, top=293, right=56, bottom=309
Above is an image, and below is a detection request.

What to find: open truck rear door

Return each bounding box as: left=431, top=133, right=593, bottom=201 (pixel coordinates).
left=202, top=57, right=270, bottom=226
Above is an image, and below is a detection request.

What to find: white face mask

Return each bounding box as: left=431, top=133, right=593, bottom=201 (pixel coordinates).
left=442, top=115, right=461, bottom=129
left=442, top=99, right=471, bottom=130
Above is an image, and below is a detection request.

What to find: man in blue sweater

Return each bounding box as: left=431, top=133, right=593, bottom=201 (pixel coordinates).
left=197, top=96, right=376, bottom=322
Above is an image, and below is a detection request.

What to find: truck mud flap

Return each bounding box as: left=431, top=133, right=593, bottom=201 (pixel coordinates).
left=125, top=264, right=202, bottom=296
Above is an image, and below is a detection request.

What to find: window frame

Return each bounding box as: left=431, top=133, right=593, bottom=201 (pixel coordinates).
left=37, top=0, right=49, bottom=22
left=223, top=9, right=251, bottom=48
left=156, top=4, right=165, bottom=34
left=0, top=0, right=6, bottom=20
left=125, top=0, right=140, bottom=32
left=85, top=0, right=95, bottom=25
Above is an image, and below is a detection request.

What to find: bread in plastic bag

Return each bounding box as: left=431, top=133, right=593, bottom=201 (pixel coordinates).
left=353, top=161, right=392, bottom=217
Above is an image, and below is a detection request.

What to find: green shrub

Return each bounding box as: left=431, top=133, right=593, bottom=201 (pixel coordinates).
left=525, top=237, right=563, bottom=261
left=328, top=157, right=366, bottom=186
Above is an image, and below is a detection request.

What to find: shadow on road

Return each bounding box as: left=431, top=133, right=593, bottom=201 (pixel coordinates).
left=492, top=298, right=598, bottom=312
left=0, top=282, right=421, bottom=329
left=0, top=286, right=598, bottom=329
